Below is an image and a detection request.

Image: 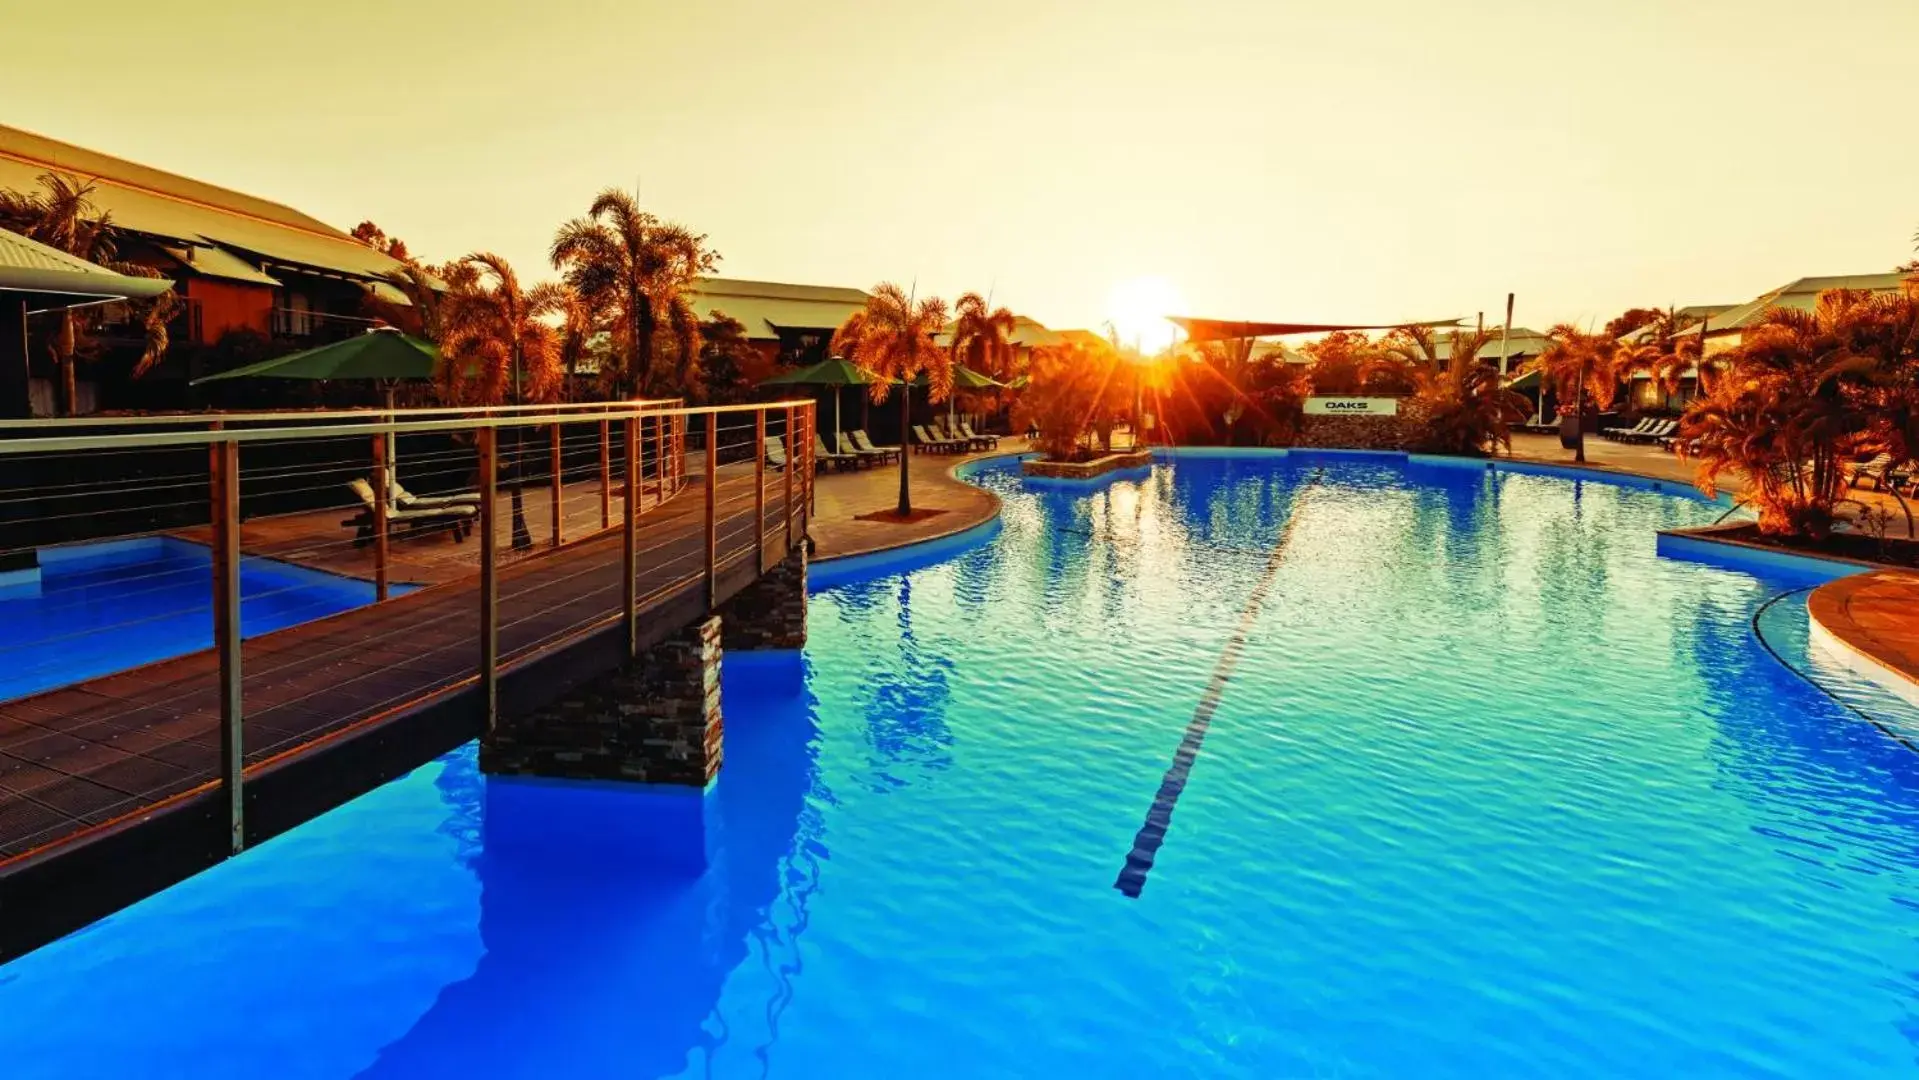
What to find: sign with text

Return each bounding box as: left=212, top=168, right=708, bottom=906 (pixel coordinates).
left=1304, top=396, right=1400, bottom=417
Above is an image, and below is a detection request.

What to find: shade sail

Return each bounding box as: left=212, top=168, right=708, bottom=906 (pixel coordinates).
left=756, top=356, right=885, bottom=387
left=192, top=327, right=439, bottom=384
left=1170, top=315, right=1464, bottom=342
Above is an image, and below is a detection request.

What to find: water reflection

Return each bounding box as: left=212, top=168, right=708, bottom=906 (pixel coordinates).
left=360, top=667, right=821, bottom=1079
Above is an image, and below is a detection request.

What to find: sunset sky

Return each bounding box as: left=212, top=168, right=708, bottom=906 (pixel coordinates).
left=5, top=0, right=1916, bottom=340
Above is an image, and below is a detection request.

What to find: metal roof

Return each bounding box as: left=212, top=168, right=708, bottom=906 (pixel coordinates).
left=686, top=277, right=871, bottom=339
left=0, top=225, right=175, bottom=312
left=160, top=243, right=281, bottom=287
left=1705, top=272, right=1913, bottom=334
left=0, top=123, right=410, bottom=282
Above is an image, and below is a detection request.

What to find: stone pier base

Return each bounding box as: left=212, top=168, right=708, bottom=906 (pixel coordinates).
left=475, top=551, right=809, bottom=868
left=481, top=615, right=724, bottom=786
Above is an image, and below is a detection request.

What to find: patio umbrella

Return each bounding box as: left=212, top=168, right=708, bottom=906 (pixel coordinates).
left=759, top=356, right=886, bottom=440
left=191, top=327, right=443, bottom=485
left=912, top=362, right=1005, bottom=427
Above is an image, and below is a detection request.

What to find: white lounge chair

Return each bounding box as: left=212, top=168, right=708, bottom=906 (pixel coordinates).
left=345, top=478, right=476, bottom=545
left=850, top=430, right=899, bottom=464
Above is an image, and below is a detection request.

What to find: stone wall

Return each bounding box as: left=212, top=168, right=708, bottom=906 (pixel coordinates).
left=1294, top=401, right=1430, bottom=451
left=480, top=615, right=723, bottom=787
left=717, top=548, right=808, bottom=651
left=1021, top=449, right=1153, bottom=480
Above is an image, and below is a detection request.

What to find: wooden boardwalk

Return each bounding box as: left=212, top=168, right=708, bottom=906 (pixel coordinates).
left=0, top=462, right=796, bottom=864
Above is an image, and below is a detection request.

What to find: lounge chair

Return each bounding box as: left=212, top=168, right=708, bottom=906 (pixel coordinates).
left=913, top=425, right=963, bottom=454
left=1601, top=418, right=1653, bottom=441
left=959, top=421, right=1000, bottom=450
left=850, top=430, right=899, bottom=464
left=766, top=434, right=791, bottom=472
left=343, top=478, right=475, bottom=545
left=938, top=420, right=989, bottom=451
left=1624, top=419, right=1676, bottom=444
left=814, top=434, right=861, bottom=471
left=389, top=477, right=481, bottom=510
left=1846, top=453, right=1895, bottom=490
left=836, top=432, right=886, bottom=468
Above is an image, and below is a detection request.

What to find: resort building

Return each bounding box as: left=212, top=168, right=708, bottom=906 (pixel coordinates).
left=1698, top=273, right=1910, bottom=352
left=684, top=277, right=873, bottom=379
left=0, top=124, right=413, bottom=412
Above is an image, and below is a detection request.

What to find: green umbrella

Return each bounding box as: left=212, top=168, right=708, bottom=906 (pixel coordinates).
left=912, top=362, right=1005, bottom=429
left=759, top=356, right=889, bottom=438
left=191, top=326, right=441, bottom=385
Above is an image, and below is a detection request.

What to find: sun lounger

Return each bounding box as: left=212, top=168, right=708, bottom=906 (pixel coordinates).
left=815, top=434, right=861, bottom=471
left=1846, top=453, right=1895, bottom=490
left=1624, top=419, right=1676, bottom=444
left=389, top=477, right=481, bottom=509
left=837, top=432, right=887, bottom=468
left=766, top=434, right=792, bottom=471
left=343, top=478, right=475, bottom=545
left=1601, top=418, right=1653, bottom=441
left=849, top=430, right=900, bottom=464
left=913, top=425, right=963, bottom=453
left=957, top=421, right=1000, bottom=450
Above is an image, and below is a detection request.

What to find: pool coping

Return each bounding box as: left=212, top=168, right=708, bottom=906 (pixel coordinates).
left=1806, top=571, right=1919, bottom=709
left=808, top=449, right=1023, bottom=566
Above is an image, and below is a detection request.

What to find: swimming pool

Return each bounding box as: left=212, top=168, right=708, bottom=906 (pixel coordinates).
left=4, top=451, right=1919, bottom=1077
left=0, top=537, right=387, bottom=702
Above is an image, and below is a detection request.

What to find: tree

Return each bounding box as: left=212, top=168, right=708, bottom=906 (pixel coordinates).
left=550, top=189, right=718, bottom=398
left=1677, top=288, right=1909, bottom=538
left=1012, top=339, right=1122, bottom=460
left=441, top=253, right=566, bottom=549
left=830, top=283, right=950, bottom=517
left=697, top=312, right=759, bottom=405
left=1530, top=324, right=1619, bottom=463
left=1614, top=306, right=1705, bottom=399
left=1409, top=328, right=1530, bottom=456
left=350, top=220, right=410, bottom=261
left=948, top=291, right=1018, bottom=379
left=0, top=171, right=176, bottom=414
left=1603, top=306, right=1663, bottom=340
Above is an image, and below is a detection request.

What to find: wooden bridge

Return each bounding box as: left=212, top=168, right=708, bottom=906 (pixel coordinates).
left=0, top=399, right=816, bottom=961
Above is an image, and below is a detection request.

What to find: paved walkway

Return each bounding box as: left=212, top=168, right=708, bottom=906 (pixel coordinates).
left=809, top=438, right=1029, bottom=560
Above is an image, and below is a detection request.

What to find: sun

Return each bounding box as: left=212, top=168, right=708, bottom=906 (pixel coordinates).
left=1104, top=276, right=1186, bottom=354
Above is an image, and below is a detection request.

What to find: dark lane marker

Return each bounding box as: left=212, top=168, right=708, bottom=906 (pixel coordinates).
left=1114, top=473, right=1319, bottom=898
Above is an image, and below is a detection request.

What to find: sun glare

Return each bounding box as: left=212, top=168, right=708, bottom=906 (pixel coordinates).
left=1103, top=275, right=1185, bottom=354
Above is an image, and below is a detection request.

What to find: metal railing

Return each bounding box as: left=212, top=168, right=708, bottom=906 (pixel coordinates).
left=0, top=398, right=816, bottom=864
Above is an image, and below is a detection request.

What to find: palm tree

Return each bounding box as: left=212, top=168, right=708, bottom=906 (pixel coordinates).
left=1410, top=330, right=1531, bottom=456
left=1680, top=287, right=1916, bottom=538
left=1530, top=324, right=1619, bottom=463
left=1615, top=307, right=1706, bottom=402
left=0, top=171, right=176, bottom=414
left=947, top=291, right=1017, bottom=426
left=549, top=189, right=717, bottom=399
left=442, top=252, right=564, bottom=549
left=831, top=284, right=950, bottom=517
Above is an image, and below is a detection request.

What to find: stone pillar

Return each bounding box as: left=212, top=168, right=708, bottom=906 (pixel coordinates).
left=481, top=615, right=723, bottom=786
left=717, top=548, right=807, bottom=652
left=480, top=615, right=724, bottom=871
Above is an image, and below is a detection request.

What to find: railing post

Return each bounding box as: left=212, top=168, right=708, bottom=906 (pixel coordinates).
left=478, top=427, right=499, bottom=733
left=802, top=403, right=814, bottom=532
left=623, top=413, right=638, bottom=657
left=370, top=432, right=389, bottom=602
left=599, top=418, right=611, bottom=530
left=549, top=422, right=563, bottom=547
left=755, top=408, right=768, bottom=574
left=705, top=411, right=718, bottom=609
left=655, top=412, right=667, bottom=507
left=209, top=436, right=244, bottom=855
left=784, top=405, right=796, bottom=552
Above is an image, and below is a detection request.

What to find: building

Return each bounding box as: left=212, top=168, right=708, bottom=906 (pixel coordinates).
left=683, top=277, right=872, bottom=379
left=0, top=124, right=414, bottom=411
left=0, top=226, right=174, bottom=417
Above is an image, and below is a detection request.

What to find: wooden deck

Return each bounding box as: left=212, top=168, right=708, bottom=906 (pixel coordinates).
left=0, top=459, right=796, bottom=865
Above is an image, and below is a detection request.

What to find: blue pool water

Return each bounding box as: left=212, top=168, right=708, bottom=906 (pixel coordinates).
left=5, top=452, right=1919, bottom=1077
left=0, top=537, right=386, bottom=701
